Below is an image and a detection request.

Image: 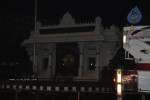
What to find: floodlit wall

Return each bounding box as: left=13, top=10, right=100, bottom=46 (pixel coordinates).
left=138, top=70, right=150, bottom=93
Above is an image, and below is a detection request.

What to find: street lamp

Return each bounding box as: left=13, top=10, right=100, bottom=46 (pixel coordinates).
left=116, top=69, right=122, bottom=100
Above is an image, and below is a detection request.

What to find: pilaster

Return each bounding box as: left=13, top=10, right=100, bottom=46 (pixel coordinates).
left=95, top=42, right=101, bottom=79
left=78, top=42, right=85, bottom=77
left=47, top=43, right=54, bottom=78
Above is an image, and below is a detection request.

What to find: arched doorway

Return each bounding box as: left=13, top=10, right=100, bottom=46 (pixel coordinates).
left=56, top=43, right=79, bottom=77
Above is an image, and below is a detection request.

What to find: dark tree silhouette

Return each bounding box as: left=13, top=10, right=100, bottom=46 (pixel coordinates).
left=101, top=47, right=136, bottom=82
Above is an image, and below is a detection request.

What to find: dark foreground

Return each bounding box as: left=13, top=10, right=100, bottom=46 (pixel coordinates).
left=0, top=90, right=116, bottom=100
left=0, top=90, right=150, bottom=100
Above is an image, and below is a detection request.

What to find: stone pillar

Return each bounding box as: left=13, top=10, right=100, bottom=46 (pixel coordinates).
left=95, top=42, right=101, bottom=79
left=48, top=54, right=52, bottom=68
left=47, top=43, right=53, bottom=78
left=26, top=44, right=38, bottom=78
left=34, top=55, right=38, bottom=73
left=47, top=54, right=52, bottom=78
left=33, top=44, right=38, bottom=77
left=78, top=53, right=83, bottom=77
left=78, top=42, right=85, bottom=77
left=95, top=48, right=100, bottom=79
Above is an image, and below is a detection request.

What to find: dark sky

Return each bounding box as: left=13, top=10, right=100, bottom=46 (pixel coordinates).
left=0, top=0, right=150, bottom=61
left=1, top=0, right=150, bottom=28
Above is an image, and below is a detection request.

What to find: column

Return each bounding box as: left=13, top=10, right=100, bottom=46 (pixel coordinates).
left=95, top=48, right=100, bottom=79
left=47, top=54, right=52, bottom=78
left=47, top=43, right=53, bottom=78
left=78, top=42, right=84, bottom=77
left=48, top=54, right=52, bottom=67
left=33, top=44, right=38, bottom=77
left=34, top=55, right=38, bottom=73
left=28, top=44, right=38, bottom=78
left=78, top=53, right=83, bottom=77
left=95, top=42, right=101, bottom=79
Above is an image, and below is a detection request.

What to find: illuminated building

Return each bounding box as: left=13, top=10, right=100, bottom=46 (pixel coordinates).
left=22, top=12, right=121, bottom=80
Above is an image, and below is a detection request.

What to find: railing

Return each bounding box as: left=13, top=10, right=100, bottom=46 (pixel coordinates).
left=0, top=79, right=115, bottom=93
left=0, top=79, right=150, bottom=100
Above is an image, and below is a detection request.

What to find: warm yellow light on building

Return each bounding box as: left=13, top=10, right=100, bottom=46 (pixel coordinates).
left=116, top=69, right=122, bottom=98
left=117, top=69, right=122, bottom=83
left=123, top=35, right=126, bottom=44
left=113, top=78, right=116, bottom=82
left=117, top=84, right=122, bottom=96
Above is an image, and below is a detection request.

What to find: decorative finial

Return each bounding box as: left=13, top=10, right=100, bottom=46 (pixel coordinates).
left=95, top=16, right=102, bottom=24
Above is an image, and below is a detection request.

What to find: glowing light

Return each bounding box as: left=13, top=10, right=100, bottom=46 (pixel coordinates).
left=123, top=35, right=126, bottom=44
left=117, top=84, right=122, bottom=96
left=116, top=69, right=122, bottom=97
left=113, top=78, right=116, bottom=82
left=117, top=69, right=122, bottom=83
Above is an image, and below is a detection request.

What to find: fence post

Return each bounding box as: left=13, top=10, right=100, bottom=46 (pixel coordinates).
left=142, top=94, right=145, bottom=100
left=15, top=90, right=18, bottom=100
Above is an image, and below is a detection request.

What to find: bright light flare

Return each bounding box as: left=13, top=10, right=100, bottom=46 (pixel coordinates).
left=117, top=84, right=122, bottom=96
left=117, top=69, right=122, bottom=83
left=113, top=78, right=116, bottom=82
left=123, top=35, right=126, bottom=43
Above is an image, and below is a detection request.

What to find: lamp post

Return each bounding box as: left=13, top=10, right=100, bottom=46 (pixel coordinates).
left=77, top=91, right=80, bottom=100
left=116, top=69, right=122, bottom=100
left=33, top=0, right=37, bottom=78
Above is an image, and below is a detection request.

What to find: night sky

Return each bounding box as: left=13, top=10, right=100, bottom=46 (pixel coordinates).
left=1, top=0, right=150, bottom=27
left=0, top=0, right=150, bottom=76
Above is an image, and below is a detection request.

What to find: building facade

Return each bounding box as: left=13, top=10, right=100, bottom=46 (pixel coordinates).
left=22, top=12, right=121, bottom=80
